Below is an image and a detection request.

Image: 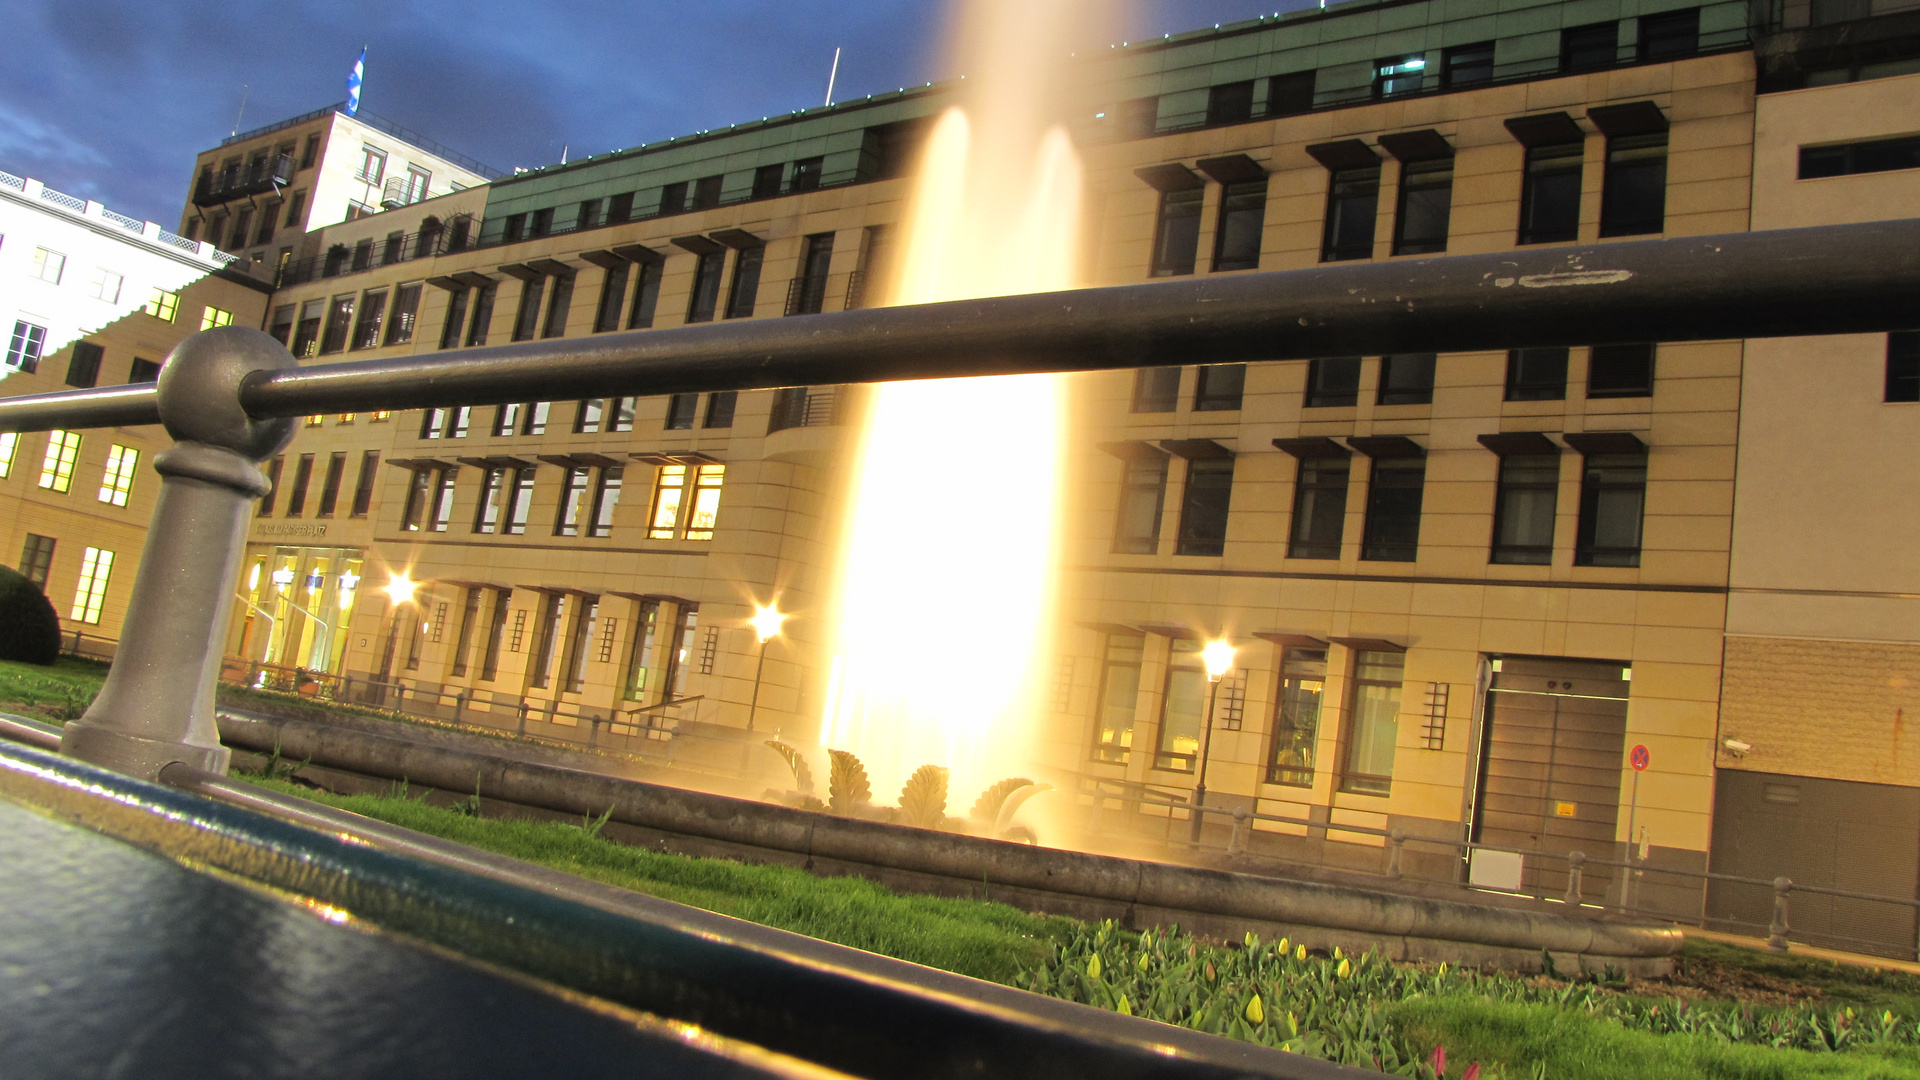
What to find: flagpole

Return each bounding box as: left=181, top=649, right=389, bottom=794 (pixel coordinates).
left=825, top=47, right=841, bottom=107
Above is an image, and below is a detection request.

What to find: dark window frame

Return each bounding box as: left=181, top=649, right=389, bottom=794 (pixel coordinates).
left=1131, top=367, right=1181, bottom=412
left=1360, top=456, right=1425, bottom=562
left=1506, top=347, right=1570, bottom=401
left=1212, top=179, right=1267, bottom=271
left=1599, top=131, right=1668, bottom=238
left=1149, top=187, right=1203, bottom=277
left=1267, top=646, right=1327, bottom=786
left=1377, top=353, right=1436, bottom=405
left=1391, top=157, right=1453, bottom=256
left=1174, top=457, right=1234, bottom=557
left=1888, top=332, right=1920, bottom=403
left=1111, top=454, right=1168, bottom=555
left=1573, top=451, right=1649, bottom=567
left=1489, top=453, right=1561, bottom=565
left=1518, top=141, right=1585, bottom=245
left=1587, top=343, right=1656, bottom=398
left=1305, top=357, right=1362, bottom=408
left=1287, top=456, right=1350, bottom=560
left=1193, top=364, right=1245, bottom=411
left=1321, top=165, right=1381, bottom=262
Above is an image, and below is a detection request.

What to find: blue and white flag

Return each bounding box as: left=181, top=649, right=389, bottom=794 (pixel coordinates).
left=346, top=47, right=366, bottom=116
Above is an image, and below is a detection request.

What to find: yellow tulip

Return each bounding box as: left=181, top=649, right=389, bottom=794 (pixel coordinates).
left=1244, top=994, right=1265, bottom=1025
left=1087, top=953, right=1102, bottom=980
left=1336, top=958, right=1352, bottom=978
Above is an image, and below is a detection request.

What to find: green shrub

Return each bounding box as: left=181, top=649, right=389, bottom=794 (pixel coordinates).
left=0, top=567, right=61, bottom=666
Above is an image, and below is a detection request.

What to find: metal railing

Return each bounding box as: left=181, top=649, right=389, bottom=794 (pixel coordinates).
left=278, top=218, right=481, bottom=287
left=766, top=385, right=844, bottom=432
left=221, top=102, right=505, bottom=180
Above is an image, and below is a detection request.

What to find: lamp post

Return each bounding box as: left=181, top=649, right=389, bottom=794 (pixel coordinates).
left=1188, top=639, right=1235, bottom=845
left=745, top=603, right=786, bottom=731
left=376, top=572, right=419, bottom=702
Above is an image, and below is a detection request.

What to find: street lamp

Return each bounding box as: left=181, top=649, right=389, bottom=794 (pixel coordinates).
left=745, top=603, right=786, bottom=731
left=1189, top=638, right=1235, bottom=844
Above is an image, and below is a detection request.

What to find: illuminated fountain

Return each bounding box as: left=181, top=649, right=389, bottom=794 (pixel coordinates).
left=816, top=0, right=1112, bottom=812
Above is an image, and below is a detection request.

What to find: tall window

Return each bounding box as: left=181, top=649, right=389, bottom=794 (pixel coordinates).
left=316, top=452, right=347, bottom=517
left=1193, top=364, right=1245, bottom=411
left=512, top=277, right=546, bottom=342
left=621, top=599, right=662, bottom=702
left=589, top=467, right=623, bottom=537
left=481, top=590, right=512, bottom=681
left=725, top=246, right=764, bottom=319
left=504, top=467, right=536, bottom=535
left=466, top=284, right=496, bottom=347
left=320, top=296, right=355, bottom=354
left=358, top=145, right=387, bottom=183
left=1392, top=158, right=1452, bottom=255
left=609, top=397, right=637, bottom=431
left=284, top=454, right=315, bottom=517
left=1490, top=453, right=1560, bottom=565
left=428, top=469, right=456, bottom=532
left=542, top=272, right=575, bottom=338
left=91, top=269, right=123, bottom=303
left=687, top=250, right=725, bottom=323
left=528, top=593, right=565, bottom=689
left=594, top=262, right=630, bottom=332
left=574, top=399, right=604, bottom=434
left=1175, top=457, right=1233, bottom=557
left=1131, top=367, right=1181, bottom=412
left=30, top=247, right=65, bottom=283
left=1289, top=456, right=1350, bottom=559
left=293, top=300, right=324, bottom=357
left=98, top=446, right=138, bottom=507
left=401, top=469, right=432, bottom=531
left=789, top=232, right=835, bottom=315
left=70, top=548, right=114, bottom=624
left=451, top=588, right=483, bottom=677
left=1361, top=454, right=1425, bottom=562
left=351, top=289, right=387, bottom=349
left=1149, top=187, right=1203, bottom=277
left=19, top=534, right=55, bottom=588
left=473, top=467, right=507, bottom=534
left=648, top=464, right=725, bottom=540
left=1342, top=650, right=1404, bottom=795
left=1092, top=634, right=1144, bottom=762
left=629, top=259, right=664, bottom=329
left=1518, top=142, right=1583, bottom=244
left=1561, top=21, right=1619, bottom=71
left=1305, top=356, right=1362, bottom=407
left=1506, top=347, right=1569, bottom=401
left=521, top=402, right=551, bottom=436
left=1574, top=450, right=1648, bottom=567
left=66, top=342, right=103, bottom=388
left=1377, top=353, right=1436, bottom=405
left=1111, top=454, right=1167, bottom=555
left=351, top=451, right=379, bottom=518
left=790, top=157, right=824, bottom=192
left=704, top=392, right=737, bottom=429
left=1213, top=179, right=1267, bottom=271
left=554, top=466, right=590, bottom=536
left=269, top=306, right=295, bottom=346
left=1321, top=166, right=1380, bottom=261
left=0, top=432, right=15, bottom=479
left=386, top=283, right=422, bottom=345
left=1588, top=343, right=1656, bottom=398
left=560, top=596, right=600, bottom=693
left=38, top=431, right=81, bottom=492
left=1154, top=643, right=1206, bottom=771
left=258, top=456, right=284, bottom=516
left=1600, top=133, right=1667, bottom=237
left=665, top=393, right=698, bottom=430
left=1888, top=332, right=1920, bottom=403
left=7, top=321, right=47, bottom=373
left=1267, top=647, right=1327, bottom=785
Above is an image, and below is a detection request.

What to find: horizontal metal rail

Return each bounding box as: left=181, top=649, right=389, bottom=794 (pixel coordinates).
left=6, top=218, right=1920, bottom=434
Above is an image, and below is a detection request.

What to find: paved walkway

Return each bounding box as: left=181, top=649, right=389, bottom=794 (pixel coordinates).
left=1685, top=924, right=1920, bottom=976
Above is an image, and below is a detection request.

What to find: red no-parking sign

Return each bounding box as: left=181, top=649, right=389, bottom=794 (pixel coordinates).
left=1629, top=744, right=1651, bottom=772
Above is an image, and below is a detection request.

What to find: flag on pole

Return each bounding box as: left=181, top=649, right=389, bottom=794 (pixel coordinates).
left=346, top=47, right=366, bottom=116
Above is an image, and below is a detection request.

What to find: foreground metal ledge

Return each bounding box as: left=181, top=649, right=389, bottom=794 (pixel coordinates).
left=3, top=218, right=1918, bottom=433
left=0, top=735, right=1362, bottom=1080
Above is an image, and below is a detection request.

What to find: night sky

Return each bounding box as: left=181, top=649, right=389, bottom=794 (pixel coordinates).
left=0, top=0, right=1318, bottom=228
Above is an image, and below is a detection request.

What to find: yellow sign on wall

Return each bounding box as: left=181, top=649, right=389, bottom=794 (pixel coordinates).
left=1555, top=802, right=1577, bottom=818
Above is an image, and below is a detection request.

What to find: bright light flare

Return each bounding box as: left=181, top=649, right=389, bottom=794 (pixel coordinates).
left=382, top=572, right=418, bottom=607
left=1203, top=640, right=1236, bottom=681
left=750, top=604, right=787, bottom=644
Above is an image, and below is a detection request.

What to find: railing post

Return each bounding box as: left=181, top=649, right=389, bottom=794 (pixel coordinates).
left=58, top=328, right=298, bottom=781
left=516, top=701, right=529, bottom=737
left=1769, top=877, right=1793, bottom=952
left=452, top=689, right=465, bottom=725
left=1227, top=807, right=1248, bottom=855
left=1566, top=851, right=1586, bottom=905
left=1387, top=828, right=1406, bottom=878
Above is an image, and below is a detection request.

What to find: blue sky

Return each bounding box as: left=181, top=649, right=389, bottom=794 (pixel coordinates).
left=0, top=0, right=1314, bottom=227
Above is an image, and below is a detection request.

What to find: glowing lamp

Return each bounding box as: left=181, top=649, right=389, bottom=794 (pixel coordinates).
left=1202, top=639, right=1235, bottom=682
left=338, top=571, right=360, bottom=592
left=750, top=604, right=787, bottom=644
left=270, top=567, right=296, bottom=588
left=383, top=572, right=419, bottom=606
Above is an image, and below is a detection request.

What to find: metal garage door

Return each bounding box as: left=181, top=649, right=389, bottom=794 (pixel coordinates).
left=1469, top=656, right=1630, bottom=904
left=1708, top=770, right=1920, bottom=960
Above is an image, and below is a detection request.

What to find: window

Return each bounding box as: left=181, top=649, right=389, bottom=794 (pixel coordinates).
left=1518, top=142, right=1584, bottom=244
left=725, top=246, right=764, bottom=318
left=648, top=463, right=725, bottom=540
left=420, top=408, right=447, bottom=439
left=440, top=288, right=472, bottom=350
left=38, top=431, right=81, bottom=492
left=1600, top=133, right=1667, bottom=237
left=687, top=250, right=725, bottom=323
left=1392, top=158, right=1453, bottom=255
left=386, top=283, right=421, bottom=345
left=1377, top=353, right=1436, bottom=405
left=1490, top=454, right=1560, bottom=564
left=466, top=284, right=496, bottom=347
left=790, top=157, right=824, bottom=193
left=1154, top=644, right=1207, bottom=771
left=1112, top=454, right=1168, bottom=555
left=555, top=466, right=590, bottom=536
left=1801, top=135, right=1920, bottom=178
left=284, top=453, right=315, bottom=517
left=358, top=145, right=387, bottom=183
left=1443, top=42, right=1495, bottom=87
left=6, top=321, right=45, bottom=374
left=269, top=305, right=295, bottom=346
left=351, top=289, right=387, bottom=349
left=426, top=468, right=456, bottom=532
left=446, top=406, right=471, bottom=438
left=1175, top=457, right=1233, bottom=557
left=70, top=547, right=113, bottom=624
left=285, top=189, right=307, bottom=226
left=400, top=469, right=432, bottom=531
left=1810, top=0, right=1873, bottom=23
left=1561, top=22, right=1619, bottom=71
left=1889, top=332, right=1920, bottom=403
left=1638, top=8, right=1699, bottom=62
left=1148, top=186, right=1202, bottom=277
left=609, top=397, right=637, bottom=431
left=0, top=433, right=16, bottom=478
left=629, top=259, right=664, bottom=329
left=258, top=456, right=284, bottom=516
left=560, top=596, right=600, bottom=693
left=351, top=451, right=378, bottom=518
left=127, top=358, right=160, bottom=383
left=1193, top=364, right=1245, bottom=411
left=1361, top=455, right=1425, bottom=561
left=512, top=276, right=546, bottom=342
left=665, top=393, right=698, bottom=430
left=98, top=445, right=138, bottom=506
left=1289, top=456, right=1350, bottom=559
left=1506, top=347, right=1569, bottom=401
left=1268, top=70, right=1316, bottom=117
left=65, top=340, right=103, bottom=386
left=1092, top=634, right=1144, bottom=762
left=504, top=467, right=536, bottom=535
left=229, top=210, right=252, bottom=251
left=594, top=262, right=630, bottom=332
left=320, top=296, right=355, bottom=354
left=1321, top=166, right=1380, bottom=262
left=528, top=593, right=565, bottom=689
left=19, top=534, right=54, bottom=587
left=691, top=175, right=723, bottom=210
left=704, top=391, right=737, bottom=428
left=1305, top=356, right=1361, bottom=407
left=90, top=269, right=122, bottom=303
left=1206, top=80, right=1255, bottom=126
left=1574, top=451, right=1647, bottom=566
left=292, top=299, right=324, bottom=357
left=574, top=399, right=604, bottom=434
left=194, top=305, right=233, bottom=332
left=300, top=135, right=320, bottom=169
left=1588, top=343, right=1655, bottom=398
left=1212, top=180, right=1267, bottom=271
left=481, top=590, right=512, bottom=681
left=1373, top=54, right=1427, bottom=98
left=751, top=164, right=784, bottom=200
left=657, top=182, right=688, bottom=216
left=30, top=247, right=64, bottom=284
left=542, top=272, right=574, bottom=338
left=403, top=166, right=431, bottom=204
left=790, top=233, right=835, bottom=315
left=1268, top=647, right=1327, bottom=785
left=521, top=402, right=551, bottom=436
left=589, top=466, right=623, bottom=537
left=473, top=467, right=507, bottom=533
left=501, top=213, right=528, bottom=243
left=530, top=208, right=554, bottom=238
left=316, top=452, right=346, bottom=517
left=256, top=202, right=278, bottom=245
left=1342, top=650, right=1404, bottom=794
left=1131, top=367, right=1181, bottom=412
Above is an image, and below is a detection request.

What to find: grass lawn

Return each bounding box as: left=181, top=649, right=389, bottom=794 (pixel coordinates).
left=0, top=657, right=106, bottom=722
left=1676, top=938, right=1920, bottom=1020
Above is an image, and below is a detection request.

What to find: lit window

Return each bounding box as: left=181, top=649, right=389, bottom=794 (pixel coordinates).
left=1341, top=650, right=1405, bottom=795
left=70, top=547, right=114, bottom=624
left=1373, top=54, right=1426, bottom=97
left=98, top=445, right=138, bottom=506
left=38, top=430, right=81, bottom=492
left=1267, top=647, right=1326, bottom=786
left=1092, top=634, right=1143, bottom=762
left=0, top=432, right=16, bottom=477
left=306, top=415, right=325, bottom=427
left=647, top=463, right=725, bottom=540
left=338, top=413, right=357, bottom=424
left=371, top=410, right=392, bottom=422
left=144, top=288, right=181, bottom=322
left=30, top=248, right=65, bottom=284
left=6, top=320, right=47, bottom=373
left=199, top=306, right=234, bottom=330
left=91, top=269, right=122, bottom=302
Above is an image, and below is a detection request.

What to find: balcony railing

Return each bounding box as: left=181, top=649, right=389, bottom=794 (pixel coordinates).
left=277, top=217, right=481, bottom=287
left=193, top=153, right=297, bottom=207
left=766, top=385, right=845, bottom=433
